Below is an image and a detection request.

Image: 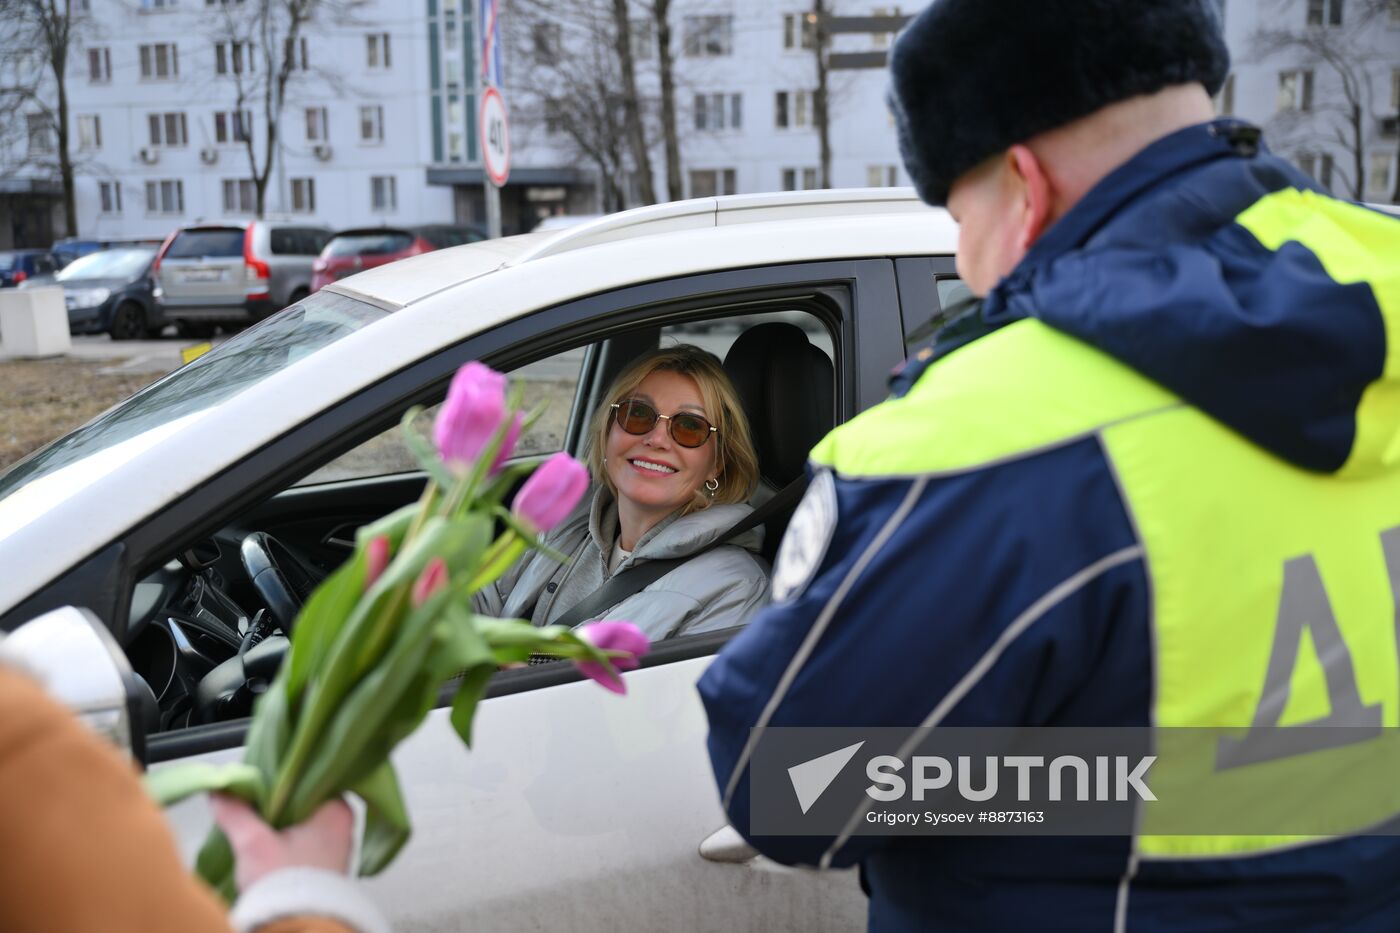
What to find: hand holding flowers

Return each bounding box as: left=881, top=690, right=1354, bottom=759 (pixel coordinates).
left=148, top=361, right=649, bottom=898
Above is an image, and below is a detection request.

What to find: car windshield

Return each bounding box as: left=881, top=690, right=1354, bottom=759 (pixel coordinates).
left=165, top=229, right=245, bottom=259
left=325, top=232, right=414, bottom=257
left=56, top=248, right=155, bottom=281
left=0, top=290, right=388, bottom=504
left=0, top=253, right=15, bottom=271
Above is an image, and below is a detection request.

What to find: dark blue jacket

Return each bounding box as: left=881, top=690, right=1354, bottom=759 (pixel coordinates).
left=700, top=121, right=1400, bottom=931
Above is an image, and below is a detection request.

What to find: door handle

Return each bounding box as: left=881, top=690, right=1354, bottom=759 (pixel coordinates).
left=698, top=824, right=760, bottom=864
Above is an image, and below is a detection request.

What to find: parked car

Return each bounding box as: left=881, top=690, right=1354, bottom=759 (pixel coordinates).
left=153, top=220, right=331, bottom=337
left=310, top=224, right=487, bottom=293
left=0, top=189, right=959, bottom=932
left=0, top=249, right=61, bottom=288
left=51, top=236, right=164, bottom=269
left=37, top=246, right=162, bottom=339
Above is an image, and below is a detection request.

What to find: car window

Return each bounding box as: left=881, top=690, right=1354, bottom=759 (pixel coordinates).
left=0, top=291, right=387, bottom=504
left=294, top=346, right=587, bottom=486
left=166, top=229, right=245, bottom=259
left=326, top=232, right=414, bottom=257
left=663, top=308, right=833, bottom=363
left=56, top=248, right=155, bottom=281
left=0, top=253, right=14, bottom=270
left=33, top=255, right=57, bottom=274
left=271, top=228, right=327, bottom=256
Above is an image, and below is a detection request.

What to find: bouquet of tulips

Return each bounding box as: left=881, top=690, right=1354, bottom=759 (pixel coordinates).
left=147, top=362, right=650, bottom=899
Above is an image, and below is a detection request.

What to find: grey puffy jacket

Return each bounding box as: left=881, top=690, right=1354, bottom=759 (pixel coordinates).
left=473, top=486, right=769, bottom=641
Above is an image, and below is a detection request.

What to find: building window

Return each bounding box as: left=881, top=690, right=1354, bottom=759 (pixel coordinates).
left=99, top=181, right=122, bottom=214
left=1277, top=69, right=1314, bottom=112
left=866, top=165, right=898, bottom=187
left=148, top=111, right=189, bottom=146
left=360, top=105, right=384, bottom=142
left=222, top=178, right=257, bottom=213
left=371, top=175, right=397, bottom=211
left=532, top=22, right=562, bottom=64
left=631, top=18, right=655, bottom=58
left=215, top=40, right=254, bottom=75
left=1391, top=0, right=1400, bottom=23
left=783, top=12, right=816, bottom=50
left=87, top=47, right=111, bottom=82
left=214, top=110, right=251, bottom=144
left=694, top=93, right=742, bottom=130
left=782, top=167, right=819, bottom=191
left=775, top=90, right=811, bottom=128
left=683, top=15, right=733, bottom=56
left=1216, top=73, right=1235, bottom=116
left=285, top=35, right=308, bottom=70
left=1306, top=0, right=1343, bottom=25
left=145, top=179, right=184, bottom=213
left=142, top=0, right=177, bottom=8
left=291, top=177, right=315, bottom=213
left=544, top=100, right=564, bottom=135
left=139, top=43, right=179, bottom=79
left=1392, top=68, right=1400, bottom=111
left=366, top=32, right=391, bottom=68
left=689, top=168, right=737, bottom=197
left=1369, top=151, right=1395, bottom=196
left=26, top=114, right=52, bottom=153
left=306, top=106, right=328, bottom=141
left=77, top=114, right=102, bottom=149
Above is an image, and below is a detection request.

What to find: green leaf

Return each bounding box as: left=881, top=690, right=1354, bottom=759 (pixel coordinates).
left=195, top=826, right=237, bottom=903
left=285, top=548, right=367, bottom=703
left=242, top=672, right=292, bottom=784
left=352, top=762, right=411, bottom=877
left=449, top=663, right=496, bottom=748
left=144, top=762, right=265, bottom=808
left=402, top=407, right=460, bottom=489
left=356, top=501, right=420, bottom=549
left=431, top=603, right=496, bottom=679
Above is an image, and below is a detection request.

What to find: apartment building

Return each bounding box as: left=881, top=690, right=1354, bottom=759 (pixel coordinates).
left=1217, top=0, right=1400, bottom=201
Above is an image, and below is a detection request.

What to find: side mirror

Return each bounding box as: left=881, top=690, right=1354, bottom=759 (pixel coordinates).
left=0, top=607, right=151, bottom=763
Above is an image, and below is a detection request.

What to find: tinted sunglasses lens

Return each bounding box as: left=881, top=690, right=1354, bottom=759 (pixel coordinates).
left=670, top=413, right=712, bottom=447
left=617, top=400, right=658, bottom=435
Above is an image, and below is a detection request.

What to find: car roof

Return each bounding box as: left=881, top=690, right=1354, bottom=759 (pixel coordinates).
left=324, top=188, right=956, bottom=311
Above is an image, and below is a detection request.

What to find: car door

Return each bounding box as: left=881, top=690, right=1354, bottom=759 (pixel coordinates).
left=45, top=259, right=907, bottom=931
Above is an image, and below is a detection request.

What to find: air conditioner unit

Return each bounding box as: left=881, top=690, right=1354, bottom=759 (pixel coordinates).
left=200, top=147, right=218, bottom=165
left=138, top=146, right=159, bottom=164
left=313, top=143, right=333, bottom=161
left=1381, top=115, right=1399, bottom=139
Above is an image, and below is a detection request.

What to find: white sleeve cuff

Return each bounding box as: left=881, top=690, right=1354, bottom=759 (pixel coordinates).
left=229, top=867, right=391, bottom=933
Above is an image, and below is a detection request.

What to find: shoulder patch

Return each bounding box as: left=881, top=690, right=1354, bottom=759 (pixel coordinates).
left=771, top=469, right=838, bottom=603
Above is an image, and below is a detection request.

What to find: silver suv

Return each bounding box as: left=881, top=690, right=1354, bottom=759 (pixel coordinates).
left=154, top=221, right=331, bottom=337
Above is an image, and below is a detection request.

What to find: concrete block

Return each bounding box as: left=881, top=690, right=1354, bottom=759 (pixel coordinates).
left=0, top=287, right=71, bottom=358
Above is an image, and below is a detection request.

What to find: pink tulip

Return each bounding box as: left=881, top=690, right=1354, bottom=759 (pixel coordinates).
left=411, top=558, right=449, bottom=607
left=511, top=452, right=589, bottom=534
left=365, top=536, right=391, bottom=589
left=434, top=362, right=508, bottom=473
left=489, top=412, right=524, bottom=476
left=574, top=621, right=650, bottom=695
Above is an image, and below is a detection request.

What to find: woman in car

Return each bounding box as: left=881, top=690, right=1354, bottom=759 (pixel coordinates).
left=474, top=345, right=768, bottom=640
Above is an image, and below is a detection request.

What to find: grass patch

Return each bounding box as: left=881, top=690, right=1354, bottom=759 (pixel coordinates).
left=0, top=359, right=158, bottom=471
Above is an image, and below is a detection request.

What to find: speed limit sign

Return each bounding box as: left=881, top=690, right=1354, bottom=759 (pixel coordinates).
left=479, top=87, right=511, bottom=188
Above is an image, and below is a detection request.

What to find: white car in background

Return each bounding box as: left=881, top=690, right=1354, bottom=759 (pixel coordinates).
left=0, top=190, right=962, bottom=931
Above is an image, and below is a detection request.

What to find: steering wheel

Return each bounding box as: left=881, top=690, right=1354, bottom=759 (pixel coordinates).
left=239, top=532, right=324, bottom=633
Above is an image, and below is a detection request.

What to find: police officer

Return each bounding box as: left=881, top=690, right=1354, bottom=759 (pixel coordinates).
left=699, top=0, right=1400, bottom=929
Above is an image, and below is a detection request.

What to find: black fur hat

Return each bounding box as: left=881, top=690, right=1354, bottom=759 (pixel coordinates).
left=888, top=0, right=1230, bottom=206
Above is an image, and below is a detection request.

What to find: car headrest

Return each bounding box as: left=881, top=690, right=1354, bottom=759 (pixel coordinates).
left=723, top=322, right=834, bottom=487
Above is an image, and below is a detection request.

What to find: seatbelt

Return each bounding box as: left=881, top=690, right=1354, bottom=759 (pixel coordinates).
left=547, top=473, right=810, bottom=630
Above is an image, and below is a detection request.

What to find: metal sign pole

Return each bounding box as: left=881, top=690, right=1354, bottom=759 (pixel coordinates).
left=479, top=0, right=502, bottom=239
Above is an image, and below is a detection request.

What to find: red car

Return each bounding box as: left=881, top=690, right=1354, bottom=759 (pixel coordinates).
left=310, top=225, right=487, bottom=292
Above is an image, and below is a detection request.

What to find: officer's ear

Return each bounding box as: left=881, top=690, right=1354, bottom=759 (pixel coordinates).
left=1006, top=144, right=1053, bottom=253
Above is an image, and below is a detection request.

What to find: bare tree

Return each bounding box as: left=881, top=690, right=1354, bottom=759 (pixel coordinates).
left=1252, top=0, right=1396, bottom=202
left=0, top=0, right=87, bottom=235
left=611, top=0, right=656, bottom=205
left=650, top=0, right=682, bottom=201
left=206, top=0, right=366, bottom=217
left=812, top=0, right=832, bottom=187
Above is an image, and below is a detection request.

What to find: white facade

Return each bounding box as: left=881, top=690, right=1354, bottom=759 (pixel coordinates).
left=36, top=0, right=456, bottom=238
left=1217, top=0, right=1400, bottom=201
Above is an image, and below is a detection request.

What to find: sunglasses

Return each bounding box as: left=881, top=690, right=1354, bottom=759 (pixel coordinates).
left=610, top=398, right=717, bottom=448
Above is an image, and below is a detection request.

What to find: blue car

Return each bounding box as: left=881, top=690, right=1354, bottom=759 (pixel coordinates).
left=45, top=246, right=163, bottom=339
left=0, top=250, right=61, bottom=288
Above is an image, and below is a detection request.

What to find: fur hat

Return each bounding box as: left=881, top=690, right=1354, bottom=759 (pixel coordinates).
left=888, top=0, right=1230, bottom=206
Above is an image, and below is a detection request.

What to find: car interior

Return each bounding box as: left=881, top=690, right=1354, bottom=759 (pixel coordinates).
left=119, top=303, right=840, bottom=739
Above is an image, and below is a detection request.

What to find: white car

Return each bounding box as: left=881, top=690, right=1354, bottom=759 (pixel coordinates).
left=0, top=189, right=960, bottom=931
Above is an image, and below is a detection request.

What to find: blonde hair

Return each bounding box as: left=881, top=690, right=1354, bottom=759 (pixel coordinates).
left=585, top=345, right=759, bottom=515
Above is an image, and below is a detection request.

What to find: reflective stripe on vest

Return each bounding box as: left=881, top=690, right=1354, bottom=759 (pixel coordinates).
left=810, top=189, right=1400, bottom=860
